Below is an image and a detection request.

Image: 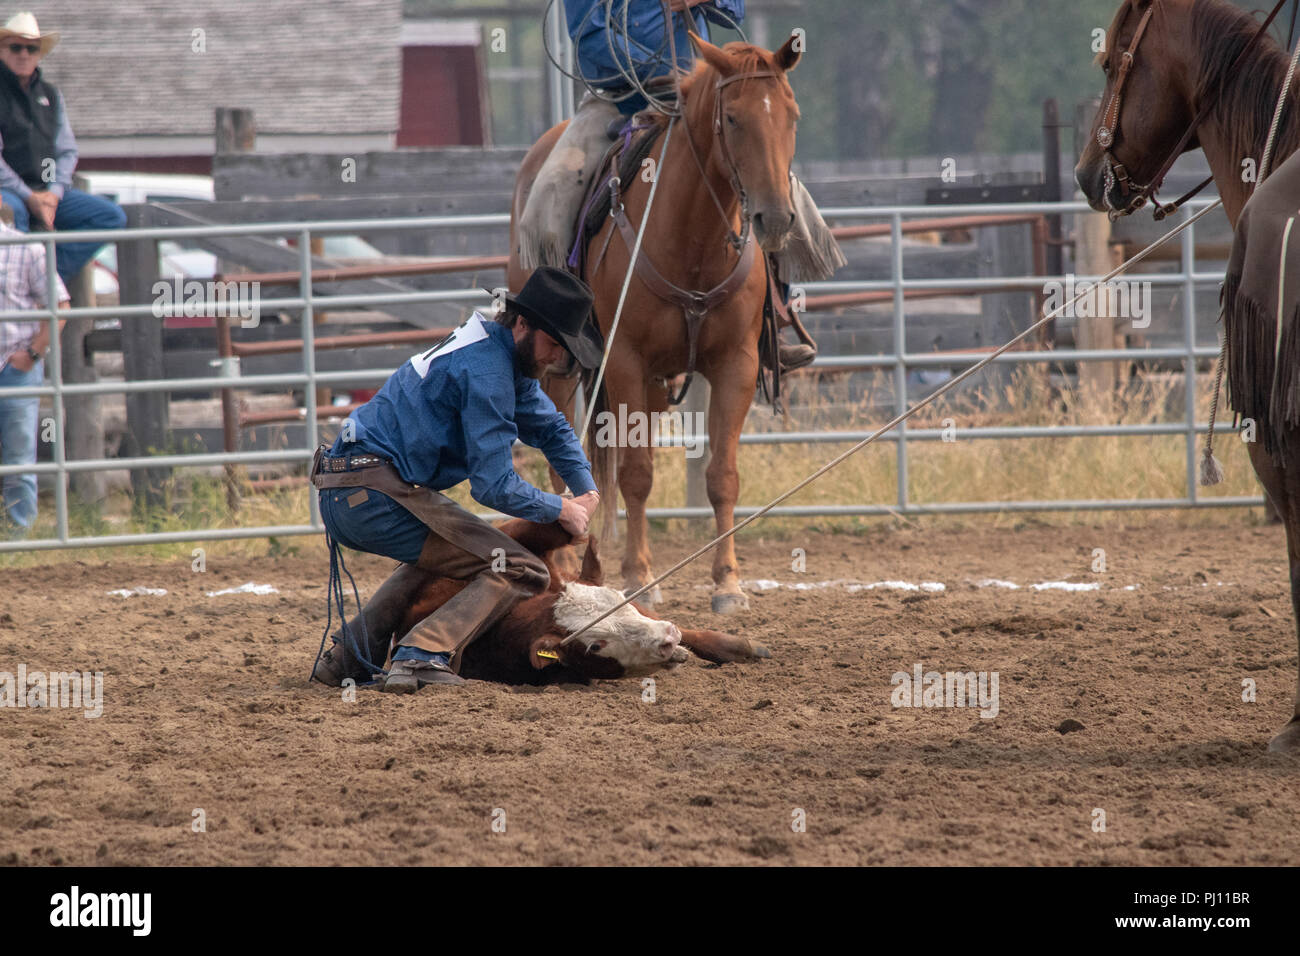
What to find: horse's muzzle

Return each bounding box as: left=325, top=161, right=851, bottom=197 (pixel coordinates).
left=753, top=208, right=796, bottom=251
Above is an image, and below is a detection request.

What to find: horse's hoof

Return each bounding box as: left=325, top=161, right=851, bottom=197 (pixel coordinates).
left=626, top=584, right=663, bottom=606
left=750, top=642, right=771, bottom=659
left=1267, top=719, right=1300, bottom=754
left=711, top=591, right=749, bottom=615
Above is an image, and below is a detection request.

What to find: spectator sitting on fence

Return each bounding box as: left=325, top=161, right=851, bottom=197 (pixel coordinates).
left=0, top=201, right=67, bottom=538
left=0, top=12, right=125, bottom=284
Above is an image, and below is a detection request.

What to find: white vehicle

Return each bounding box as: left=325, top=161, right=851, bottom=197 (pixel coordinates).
left=77, top=171, right=215, bottom=206
left=82, top=173, right=389, bottom=302
left=82, top=172, right=217, bottom=300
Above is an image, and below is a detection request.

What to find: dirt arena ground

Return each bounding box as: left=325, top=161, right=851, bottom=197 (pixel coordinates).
left=3, top=514, right=1299, bottom=866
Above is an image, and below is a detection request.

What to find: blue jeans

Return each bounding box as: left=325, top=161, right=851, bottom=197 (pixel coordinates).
left=0, top=187, right=127, bottom=283
left=0, top=358, right=43, bottom=531
left=320, top=487, right=445, bottom=664
left=319, top=486, right=431, bottom=565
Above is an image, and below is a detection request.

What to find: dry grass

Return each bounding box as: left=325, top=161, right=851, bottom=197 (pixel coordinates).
left=0, top=364, right=1269, bottom=569
left=634, top=364, right=1265, bottom=535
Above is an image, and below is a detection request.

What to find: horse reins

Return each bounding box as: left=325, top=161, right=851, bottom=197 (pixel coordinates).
left=1100, top=0, right=1291, bottom=221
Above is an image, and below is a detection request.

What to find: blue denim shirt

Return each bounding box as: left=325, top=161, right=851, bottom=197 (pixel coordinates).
left=333, top=313, right=596, bottom=523
left=566, top=0, right=746, bottom=113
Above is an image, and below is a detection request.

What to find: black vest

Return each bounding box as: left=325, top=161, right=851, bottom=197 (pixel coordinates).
left=0, top=63, right=60, bottom=189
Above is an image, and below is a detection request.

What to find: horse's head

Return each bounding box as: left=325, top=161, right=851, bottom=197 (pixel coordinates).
left=685, top=31, right=802, bottom=251
left=1075, top=0, right=1199, bottom=218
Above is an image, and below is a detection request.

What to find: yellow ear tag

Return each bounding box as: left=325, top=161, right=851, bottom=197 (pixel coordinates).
left=536, top=649, right=560, bottom=660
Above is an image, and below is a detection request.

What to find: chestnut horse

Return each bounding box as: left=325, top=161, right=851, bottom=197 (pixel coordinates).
left=507, top=32, right=803, bottom=615
left=1076, top=0, right=1300, bottom=751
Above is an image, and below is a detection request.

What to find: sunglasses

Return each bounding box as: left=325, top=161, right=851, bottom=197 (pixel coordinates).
left=7, top=43, right=40, bottom=55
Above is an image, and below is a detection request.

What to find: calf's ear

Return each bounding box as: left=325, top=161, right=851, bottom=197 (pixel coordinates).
left=530, top=633, right=564, bottom=670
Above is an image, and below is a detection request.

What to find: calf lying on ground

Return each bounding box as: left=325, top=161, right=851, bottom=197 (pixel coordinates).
left=312, top=519, right=769, bottom=687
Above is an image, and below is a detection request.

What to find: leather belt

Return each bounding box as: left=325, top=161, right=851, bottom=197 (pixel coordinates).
left=317, top=453, right=389, bottom=473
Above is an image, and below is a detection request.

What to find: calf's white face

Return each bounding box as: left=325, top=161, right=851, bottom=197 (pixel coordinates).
left=552, top=582, right=686, bottom=675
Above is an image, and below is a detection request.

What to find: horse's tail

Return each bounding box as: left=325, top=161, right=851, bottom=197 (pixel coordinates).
left=582, top=366, right=620, bottom=547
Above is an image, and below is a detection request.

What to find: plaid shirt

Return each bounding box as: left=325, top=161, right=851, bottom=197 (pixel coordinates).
left=0, top=221, right=67, bottom=366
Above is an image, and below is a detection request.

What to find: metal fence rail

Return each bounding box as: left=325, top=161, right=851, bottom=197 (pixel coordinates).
left=0, top=198, right=1259, bottom=553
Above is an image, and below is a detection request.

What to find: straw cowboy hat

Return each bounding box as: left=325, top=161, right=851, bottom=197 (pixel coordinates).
left=0, top=12, right=59, bottom=55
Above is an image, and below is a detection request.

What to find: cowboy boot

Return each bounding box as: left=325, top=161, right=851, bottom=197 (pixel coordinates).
left=779, top=309, right=818, bottom=371
left=381, top=654, right=465, bottom=693
left=311, top=564, right=432, bottom=687
left=779, top=341, right=816, bottom=371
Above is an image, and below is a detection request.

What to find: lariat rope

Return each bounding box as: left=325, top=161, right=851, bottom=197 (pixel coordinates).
left=1201, top=11, right=1300, bottom=485
left=563, top=200, right=1224, bottom=644
left=310, top=529, right=385, bottom=683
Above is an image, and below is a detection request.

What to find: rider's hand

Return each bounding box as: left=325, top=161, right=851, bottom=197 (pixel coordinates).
left=558, top=496, right=591, bottom=537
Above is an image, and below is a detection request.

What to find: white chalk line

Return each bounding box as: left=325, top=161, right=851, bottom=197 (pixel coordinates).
left=105, top=581, right=280, bottom=598
left=684, top=578, right=1242, bottom=595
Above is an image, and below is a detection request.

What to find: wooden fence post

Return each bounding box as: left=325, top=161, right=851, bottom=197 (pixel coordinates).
left=117, top=203, right=170, bottom=516
left=61, top=183, right=105, bottom=505
left=1073, top=210, right=1121, bottom=400
left=214, top=108, right=256, bottom=512
left=215, top=107, right=256, bottom=154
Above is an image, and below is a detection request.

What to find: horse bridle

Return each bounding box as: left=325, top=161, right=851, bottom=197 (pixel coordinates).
left=679, top=68, right=783, bottom=251
left=1097, top=0, right=1290, bottom=222
left=1096, top=3, right=1160, bottom=219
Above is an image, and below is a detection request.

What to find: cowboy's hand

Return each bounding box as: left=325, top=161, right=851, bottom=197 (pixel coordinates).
left=574, top=490, right=600, bottom=517
left=558, top=496, right=591, bottom=537
left=5, top=349, right=33, bottom=373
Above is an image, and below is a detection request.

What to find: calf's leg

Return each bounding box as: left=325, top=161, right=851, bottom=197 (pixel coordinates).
left=678, top=628, right=770, bottom=664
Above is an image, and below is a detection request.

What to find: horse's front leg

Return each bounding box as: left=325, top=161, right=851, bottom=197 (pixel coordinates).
left=702, top=347, right=759, bottom=615
left=604, top=354, right=662, bottom=605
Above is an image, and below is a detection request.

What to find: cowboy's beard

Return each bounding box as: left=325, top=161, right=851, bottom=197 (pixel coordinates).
left=514, top=327, right=569, bottom=379
left=514, top=328, right=545, bottom=379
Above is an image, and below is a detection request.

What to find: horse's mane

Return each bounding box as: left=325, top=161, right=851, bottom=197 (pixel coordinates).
left=1187, top=0, right=1300, bottom=171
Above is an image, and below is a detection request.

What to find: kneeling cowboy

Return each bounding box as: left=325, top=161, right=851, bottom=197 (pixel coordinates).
left=311, top=267, right=603, bottom=693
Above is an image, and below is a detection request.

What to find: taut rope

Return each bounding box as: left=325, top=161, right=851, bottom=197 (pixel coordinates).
left=563, top=200, right=1224, bottom=644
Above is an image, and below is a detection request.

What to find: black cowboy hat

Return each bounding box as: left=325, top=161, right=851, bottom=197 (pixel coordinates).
left=503, top=267, right=604, bottom=370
